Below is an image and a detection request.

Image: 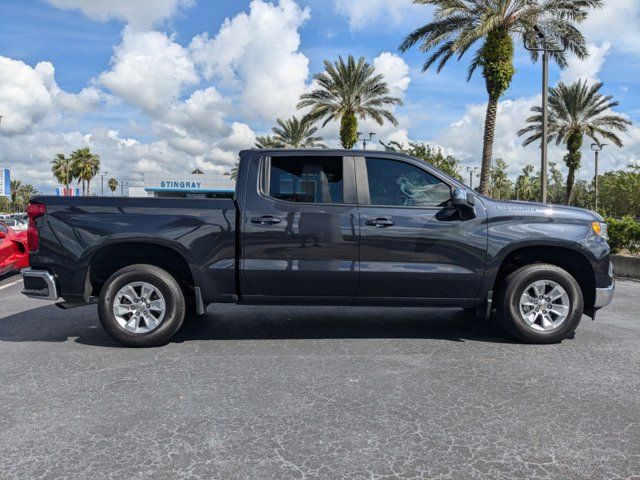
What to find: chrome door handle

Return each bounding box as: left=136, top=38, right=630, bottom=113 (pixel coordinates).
left=365, top=218, right=394, bottom=227
left=251, top=215, right=281, bottom=225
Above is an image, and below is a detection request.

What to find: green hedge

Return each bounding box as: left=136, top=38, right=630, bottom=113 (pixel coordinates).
left=606, top=217, right=640, bottom=255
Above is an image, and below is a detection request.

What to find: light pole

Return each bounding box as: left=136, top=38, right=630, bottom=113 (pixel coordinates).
left=467, top=166, right=478, bottom=190
left=98, top=171, right=108, bottom=197
left=591, top=143, right=607, bottom=212
left=120, top=180, right=129, bottom=197
left=525, top=26, right=566, bottom=204
left=357, top=132, right=376, bottom=150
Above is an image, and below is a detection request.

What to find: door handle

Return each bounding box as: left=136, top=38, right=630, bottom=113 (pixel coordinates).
left=365, top=218, right=394, bottom=228
left=251, top=215, right=282, bottom=225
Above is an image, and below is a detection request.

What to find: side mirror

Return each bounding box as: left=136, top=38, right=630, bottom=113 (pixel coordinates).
left=451, top=188, right=475, bottom=208
left=0, top=231, right=6, bottom=240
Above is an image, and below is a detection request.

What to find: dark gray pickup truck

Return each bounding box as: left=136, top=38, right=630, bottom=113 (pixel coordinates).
left=21, top=149, right=614, bottom=346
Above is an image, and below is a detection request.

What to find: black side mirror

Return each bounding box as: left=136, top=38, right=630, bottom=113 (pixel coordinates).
left=451, top=188, right=475, bottom=208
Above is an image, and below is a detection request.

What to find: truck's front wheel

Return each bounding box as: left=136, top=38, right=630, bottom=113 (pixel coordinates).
left=98, top=264, right=186, bottom=347
left=496, top=264, right=583, bottom=344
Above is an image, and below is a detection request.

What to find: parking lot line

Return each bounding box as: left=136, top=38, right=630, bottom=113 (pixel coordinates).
left=0, top=279, right=21, bottom=291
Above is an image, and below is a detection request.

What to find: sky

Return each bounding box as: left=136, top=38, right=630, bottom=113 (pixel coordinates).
left=0, top=0, right=639, bottom=194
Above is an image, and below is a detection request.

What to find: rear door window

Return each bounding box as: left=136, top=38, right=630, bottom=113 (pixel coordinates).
left=266, top=156, right=344, bottom=204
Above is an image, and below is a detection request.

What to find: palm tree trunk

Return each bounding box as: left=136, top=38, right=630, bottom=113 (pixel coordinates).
left=87, top=179, right=91, bottom=197
left=563, top=132, right=583, bottom=205
left=340, top=112, right=358, bottom=149
left=565, top=167, right=576, bottom=205
left=479, top=96, right=498, bottom=195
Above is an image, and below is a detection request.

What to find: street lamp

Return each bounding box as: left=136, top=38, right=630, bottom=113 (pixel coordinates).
left=120, top=180, right=129, bottom=197
left=524, top=25, right=566, bottom=204
left=98, top=171, right=108, bottom=197
left=467, top=166, right=478, bottom=190
left=591, top=143, right=607, bottom=212
left=357, top=132, right=376, bottom=150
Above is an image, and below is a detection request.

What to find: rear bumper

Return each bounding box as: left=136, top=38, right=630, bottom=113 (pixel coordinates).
left=21, top=268, right=59, bottom=301
left=594, top=280, right=615, bottom=308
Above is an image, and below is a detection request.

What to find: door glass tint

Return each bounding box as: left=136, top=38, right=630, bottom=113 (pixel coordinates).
left=268, top=156, right=343, bottom=204
left=365, top=158, right=451, bottom=207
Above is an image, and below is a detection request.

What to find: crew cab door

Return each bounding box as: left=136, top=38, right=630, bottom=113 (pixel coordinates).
left=240, top=153, right=359, bottom=298
left=356, top=156, right=487, bottom=300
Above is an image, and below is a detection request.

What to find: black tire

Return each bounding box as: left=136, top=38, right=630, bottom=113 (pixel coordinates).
left=98, top=264, right=186, bottom=347
left=496, top=263, right=583, bottom=344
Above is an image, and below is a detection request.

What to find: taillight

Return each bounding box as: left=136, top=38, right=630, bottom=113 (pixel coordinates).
left=27, top=202, right=46, bottom=252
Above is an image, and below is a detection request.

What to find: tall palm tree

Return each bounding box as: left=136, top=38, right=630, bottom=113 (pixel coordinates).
left=51, top=153, right=74, bottom=191
left=400, top=0, right=602, bottom=196
left=254, top=136, right=284, bottom=149
left=107, top=178, right=118, bottom=196
left=272, top=116, right=327, bottom=149
left=518, top=80, right=632, bottom=204
left=71, top=148, right=101, bottom=196
left=297, top=55, right=402, bottom=149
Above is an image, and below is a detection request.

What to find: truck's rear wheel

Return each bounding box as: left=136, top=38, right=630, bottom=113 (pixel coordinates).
left=98, top=264, right=185, bottom=347
left=496, top=263, right=583, bottom=344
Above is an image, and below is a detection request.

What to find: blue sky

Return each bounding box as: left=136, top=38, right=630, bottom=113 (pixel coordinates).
left=1, top=0, right=639, bottom=193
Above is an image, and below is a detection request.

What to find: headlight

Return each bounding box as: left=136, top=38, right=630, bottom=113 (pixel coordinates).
left=591, top=221, right=608, bottom=240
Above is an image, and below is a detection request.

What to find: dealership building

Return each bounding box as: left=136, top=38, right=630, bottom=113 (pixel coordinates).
left=129, top=172, right=236, bottom=198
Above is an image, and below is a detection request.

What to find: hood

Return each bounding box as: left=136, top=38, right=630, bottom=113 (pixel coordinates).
left=482, top=197, right=603, bottom=222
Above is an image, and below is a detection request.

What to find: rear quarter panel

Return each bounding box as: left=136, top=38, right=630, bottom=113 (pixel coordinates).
left=30, top=197, right=236, bottom=301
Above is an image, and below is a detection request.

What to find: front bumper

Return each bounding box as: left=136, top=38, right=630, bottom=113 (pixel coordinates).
left=594, top=280, right=615, bottom=308
left=21, top=268, right=59, bottom=300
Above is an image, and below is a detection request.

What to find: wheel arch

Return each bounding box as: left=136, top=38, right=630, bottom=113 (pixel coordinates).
left=86, top=240, right=197, bottom=302
left=492, top=245, right=596, bottom=315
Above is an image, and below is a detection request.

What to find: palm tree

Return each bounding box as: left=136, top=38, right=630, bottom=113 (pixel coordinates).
left=10, top=180, right=22, bottom=212
left=297, top=55, right=402, bottom=149
left=254, top=136, right=284, bottom=149
left=514, top=164, right=538, bottom=201
left=230, top=163, right=239, bottom=181
left=107, top=178, right=118, bottom=196
left=518, top=80, right=632, bottom=204
left=19, top=184, right=38, bottom=205
left=272, top=116, right=327, bottom=149
left=400, top=0, right=602, bottom=196
left=51, top=153, right=74, bottom=191
left=71, top=148, right=101, bottom=196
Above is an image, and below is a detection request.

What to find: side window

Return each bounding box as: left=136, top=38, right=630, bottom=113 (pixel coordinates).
left=365, top=158, right=451, bottom=207
left=0, top=224, right=8, bottom=235
left=266, top=156, right=344, bottom=204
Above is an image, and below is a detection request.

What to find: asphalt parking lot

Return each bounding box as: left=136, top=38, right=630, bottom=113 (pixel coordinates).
left=0, top=273, right=638, bottom=480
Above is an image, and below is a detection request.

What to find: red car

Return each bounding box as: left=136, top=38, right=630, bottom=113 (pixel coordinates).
left=0, top=222, right=29, bottom=276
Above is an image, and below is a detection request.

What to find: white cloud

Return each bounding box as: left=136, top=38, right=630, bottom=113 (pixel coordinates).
left=332, top=0, right=421, bottom=30
left=99, top=28, right=199, bottom=114
left=433, top=94, right=640, bottom=183
left=436, top=96, right=560, bottom=178
left=47, top=0, right=194, bottom=29
left=560, top=42, right=611, bottom=85
left=189, top=0, right=311, bottom=121
left=373, top=52, right=411, bottom=99
left=582, top=0, right=640, bottom=55
left=0, top=56, right=106, bottom=136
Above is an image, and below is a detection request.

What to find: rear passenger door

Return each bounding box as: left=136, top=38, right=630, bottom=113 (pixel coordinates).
left=241, top=154, right=360, bottom=298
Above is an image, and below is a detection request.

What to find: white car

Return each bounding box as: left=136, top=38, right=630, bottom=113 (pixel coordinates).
left=1, top=218, right=27, bottom=232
